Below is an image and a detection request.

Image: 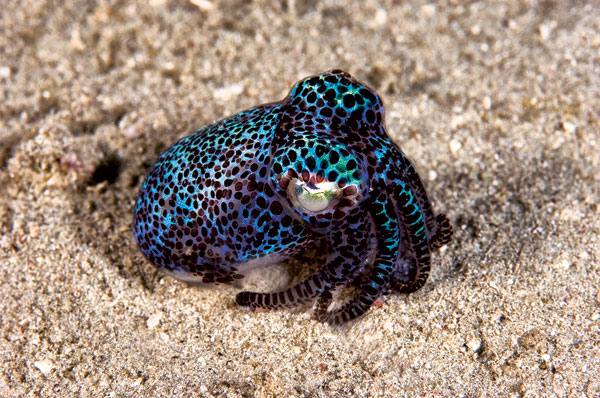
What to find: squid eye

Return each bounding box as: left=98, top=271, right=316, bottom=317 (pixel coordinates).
left=288, top=179, right=341, bottom=213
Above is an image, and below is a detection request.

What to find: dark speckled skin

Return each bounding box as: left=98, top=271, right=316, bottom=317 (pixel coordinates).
left=133, top=70, right=452, bottom=325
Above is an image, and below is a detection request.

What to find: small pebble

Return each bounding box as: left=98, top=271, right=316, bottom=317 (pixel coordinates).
left=428, top=169, right=438, bottom=181
left=147, top=312, right=163, bottom=328
left=214, top=83, right=244, bottom=101
left=34, top=359, right=54, bottom=375
left=190, top=0, right=215, bottom=11
left=450, top=114, right=466, bottom=129
left=541, top=353, right=551, bottom=362
left=70, top=29, right=86, bottom=51
left=421, top=4, right=435, bottom=16
left=449, top=139, right=462, bottom=154
left=374, top=8, right=387, bottom=26
left=124, top=123, right=143, bottom=139
left=482, top=96, right=491, bottom=110
left=539, top=23, right=553, bottom=41
left=0, top=65, right=12, bottom=78
left=562, top=121, right=576, bottom=134
left=466, top=337, right=481, bottom=352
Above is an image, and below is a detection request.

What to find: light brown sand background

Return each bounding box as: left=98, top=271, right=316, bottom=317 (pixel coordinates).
left=1, top=1, right=599, bottom=397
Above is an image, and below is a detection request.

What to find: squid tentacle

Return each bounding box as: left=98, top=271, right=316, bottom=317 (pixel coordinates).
left=317, top=190, right=400, bottom=324
left=236, top=213, right=372, bottom=310
left=317, top=178, right=432, bottom=325
left=396, top=154, right=450, bottom=251
left=388, top=178, right=432, bottom=293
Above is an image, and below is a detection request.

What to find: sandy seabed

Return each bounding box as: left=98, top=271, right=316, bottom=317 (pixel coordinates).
left=1, top=1, right=599, bottom=397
